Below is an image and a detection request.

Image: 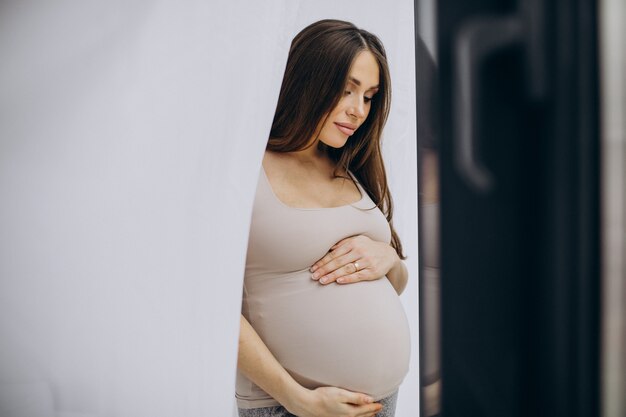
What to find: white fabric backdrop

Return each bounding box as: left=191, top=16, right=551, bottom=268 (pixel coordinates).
left=0, top=2, right=417, bottom=416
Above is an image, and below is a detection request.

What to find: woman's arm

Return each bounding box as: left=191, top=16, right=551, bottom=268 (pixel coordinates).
left=385, top=254, right=408, bottom=295
left=310, top=235, right=408, bottom=294
left=238, top=315, right=383, bottom=417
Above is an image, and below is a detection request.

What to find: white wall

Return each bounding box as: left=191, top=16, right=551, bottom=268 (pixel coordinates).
left=0, top=2, right=417, bottom=416
left=600, top=0, right=626, bottom=415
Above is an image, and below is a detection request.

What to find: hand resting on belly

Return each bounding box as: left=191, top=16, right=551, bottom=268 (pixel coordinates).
left=310, top=234, right=408, bottom=294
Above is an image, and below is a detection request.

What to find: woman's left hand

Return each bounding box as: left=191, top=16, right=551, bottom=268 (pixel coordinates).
left=310, top=235, right=399, bottom=285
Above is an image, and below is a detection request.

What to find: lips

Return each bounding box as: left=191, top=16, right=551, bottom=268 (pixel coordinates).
left=334, top=122, right=357, bottom=136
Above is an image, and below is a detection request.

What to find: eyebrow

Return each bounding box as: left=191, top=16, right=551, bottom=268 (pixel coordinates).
left=348, top=76, right=379, bottom=91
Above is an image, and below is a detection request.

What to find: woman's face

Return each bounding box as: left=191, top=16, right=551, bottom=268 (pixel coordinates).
left=316, top=50, right=380, bottom=148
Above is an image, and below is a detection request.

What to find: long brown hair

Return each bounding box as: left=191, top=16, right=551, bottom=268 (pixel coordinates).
left=268, top=19, right=405, bottom=259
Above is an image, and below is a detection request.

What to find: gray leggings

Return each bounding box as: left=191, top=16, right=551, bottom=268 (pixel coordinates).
left=238, top=390, right=398, bottom=417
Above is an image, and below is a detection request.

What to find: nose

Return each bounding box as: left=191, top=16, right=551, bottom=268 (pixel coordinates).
left=348, top=96, right=367, bottom=119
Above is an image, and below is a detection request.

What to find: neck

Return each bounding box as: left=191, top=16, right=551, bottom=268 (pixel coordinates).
left=272, top=141, right=343, bottom=177
left=290, top=140, right=327, bottom=164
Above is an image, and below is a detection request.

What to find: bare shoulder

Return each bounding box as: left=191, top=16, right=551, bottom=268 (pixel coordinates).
left=262, top=150, right=281, bottom=168
left=262, top=150, right=290, bottom=180
left=262, top=149, right=275, bottom=165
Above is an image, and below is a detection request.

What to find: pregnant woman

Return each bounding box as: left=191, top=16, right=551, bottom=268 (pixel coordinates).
left=237, top=19, right=411, bottom=417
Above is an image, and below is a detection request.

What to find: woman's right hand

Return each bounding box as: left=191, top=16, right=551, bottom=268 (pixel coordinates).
left=285, top=386, right=383, bottom=417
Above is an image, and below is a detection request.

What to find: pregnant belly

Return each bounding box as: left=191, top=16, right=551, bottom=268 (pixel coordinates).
left=244, top=270, right=411, bottom=399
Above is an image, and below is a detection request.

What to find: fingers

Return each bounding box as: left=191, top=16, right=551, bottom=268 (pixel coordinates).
left=354, top=403, right=384, bottom=417
left=341, top=389, right=384, bottom=415
left=310, top=242, right=352, bottom=274
left=316, top=262, right=363, bottom=285
left=341, top=390, right=374, bottom=405
left=314, top=387, right=382, bottom=417
left=312, top=252, right=360, bottom=282
left=336, top=272, right=362, bottom=284
left=311, top=235, right=389, bottom=286
left=350, top=401, right=383, bottom=417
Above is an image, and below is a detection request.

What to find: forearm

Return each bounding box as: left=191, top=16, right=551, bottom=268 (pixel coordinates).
left=386, top=257, right=408, bottom=295
left=238, top=315, right=309, bottom=411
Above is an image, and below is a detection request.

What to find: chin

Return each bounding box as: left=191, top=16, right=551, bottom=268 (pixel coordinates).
left=320, top=136, right=349, bottom=149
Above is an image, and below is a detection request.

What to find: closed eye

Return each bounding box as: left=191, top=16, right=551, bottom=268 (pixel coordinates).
left=345, top=90, right=374, bottom=103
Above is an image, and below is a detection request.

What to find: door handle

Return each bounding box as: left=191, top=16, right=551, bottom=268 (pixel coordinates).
left=453, top=2, right=545, bottom=192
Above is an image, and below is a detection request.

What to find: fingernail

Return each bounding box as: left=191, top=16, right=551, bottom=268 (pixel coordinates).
left=337, top=278, right=344, bottom=283
left=312, top=272, right=319, bottom=279
left=365, top=397, right=373, bottom=403
left=310, top=265, right=317, bottom=272
left=320, top=278, right=327, bottom=284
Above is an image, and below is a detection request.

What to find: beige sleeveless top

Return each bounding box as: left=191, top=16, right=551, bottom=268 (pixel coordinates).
left=236, top=167, right=411, bottom=409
